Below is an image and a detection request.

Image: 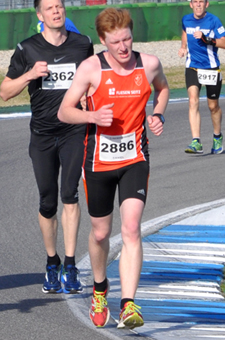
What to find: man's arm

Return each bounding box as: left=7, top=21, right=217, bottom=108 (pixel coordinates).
left=0, top=61, right=49, bottom=101
left=142, top=53, right=169, bottom=136
left=58, top=57, right=113, bottom=127
left=194, top=31, right=225, bottom=49
left=178, top=30, right=187, bottom=58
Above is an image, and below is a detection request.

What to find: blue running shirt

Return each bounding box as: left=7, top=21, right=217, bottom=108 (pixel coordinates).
left=182, top=12, right=225, bottom=69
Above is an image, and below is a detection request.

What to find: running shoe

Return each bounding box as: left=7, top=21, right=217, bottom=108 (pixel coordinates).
left=185, top=139, right=203, bottom=154
left=42, top=264, right=63, bottom=294
left=61, top=264, right=83, bottom=294
left=117, top=301, right=144, bottom=329
left=89, top=281, right=110, bottom=327
left=211, top=135, right=223, bottom=154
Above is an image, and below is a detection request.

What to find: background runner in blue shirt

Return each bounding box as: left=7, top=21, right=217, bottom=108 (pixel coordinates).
left=178, top=0, right=225, bottom=154
left=37, top=17, right=80, bottom=33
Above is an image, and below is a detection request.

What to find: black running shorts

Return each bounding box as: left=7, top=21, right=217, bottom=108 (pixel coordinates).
left=83, top=161, right=149, bottom=218
left=185, top=67, right=222, bottom=100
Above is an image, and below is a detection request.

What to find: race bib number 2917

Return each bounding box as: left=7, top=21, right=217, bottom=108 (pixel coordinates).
left=197, top=69, right=218, bottom=85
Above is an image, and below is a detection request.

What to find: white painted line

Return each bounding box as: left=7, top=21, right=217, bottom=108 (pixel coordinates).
left=137, top=289, right=224, bottom=299
left=144, top=253, right=225, bottom=262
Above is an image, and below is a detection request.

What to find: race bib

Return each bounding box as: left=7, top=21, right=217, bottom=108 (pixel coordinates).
left=197, top=69, right=218, bottom=85
left=42, top=63, right=76, bottom=90
left=99, top=132, right=137, bottom=162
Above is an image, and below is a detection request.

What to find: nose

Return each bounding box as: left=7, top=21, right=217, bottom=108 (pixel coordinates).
left=119, top=41, right=126, bottom=50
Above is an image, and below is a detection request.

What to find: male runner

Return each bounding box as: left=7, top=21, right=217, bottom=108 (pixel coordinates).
left=58, top=7, right=169, bottom=329
left=0, top=0, right=93, bottom=294
left=179, top=0, right=225, bottom=154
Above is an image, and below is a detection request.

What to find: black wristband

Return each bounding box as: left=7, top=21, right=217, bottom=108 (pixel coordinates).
left=201, top=33, right=216, bottom=46
left=153, top=113, right=165, bottom=124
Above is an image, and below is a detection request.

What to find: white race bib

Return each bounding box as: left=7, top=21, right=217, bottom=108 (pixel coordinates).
left=42, top=63, right=76, bottom=90
left=197, top=69, right=218, bottom=85
left=99, top=132, right=137, bottom=162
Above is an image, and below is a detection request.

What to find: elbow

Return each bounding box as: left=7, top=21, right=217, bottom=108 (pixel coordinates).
left=0, top=90, right=9, bottom=102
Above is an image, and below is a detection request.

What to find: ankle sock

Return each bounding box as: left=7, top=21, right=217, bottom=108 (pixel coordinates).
left=214, top=133, right=221, bottom=139
left=120, top=298, right=134, bottom=310
left=47, top=253, right=61, bottom=266
left=94, top=278, right=108, bottom=292
left=64, top=255, right=75, bottom=267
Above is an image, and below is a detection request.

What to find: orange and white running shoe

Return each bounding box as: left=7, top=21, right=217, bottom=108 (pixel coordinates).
left=89, top=283, right=110, bottom=327
left=117, top=301, right=144, bottom=329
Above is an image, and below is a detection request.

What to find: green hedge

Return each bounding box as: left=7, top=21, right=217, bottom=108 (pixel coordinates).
left=0, top=2, right=224, bottom=49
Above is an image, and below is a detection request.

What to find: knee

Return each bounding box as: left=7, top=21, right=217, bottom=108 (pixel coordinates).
left=91, top=226, right=111, bottom=244
left=39, top=196, right=57, bottom=219
left=121, top=221, right=140, bottom=243
left=189, top=97, right=199, bottom=110
left=208, top=102, right=220, bottom=115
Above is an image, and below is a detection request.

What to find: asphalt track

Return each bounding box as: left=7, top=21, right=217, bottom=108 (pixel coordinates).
left=1, top=93, right=225, bottom=340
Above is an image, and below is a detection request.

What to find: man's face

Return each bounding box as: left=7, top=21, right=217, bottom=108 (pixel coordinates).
left=37, top=0, right=66, bottom=30
left=100, top=27, right=133, bottom=65
left=190, top=0, right=209, bottom=19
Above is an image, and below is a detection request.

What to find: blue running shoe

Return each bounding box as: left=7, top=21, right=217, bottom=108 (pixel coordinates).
left=61, top=265, right=83, bottom=294
left=42, top=264, right=63, bottom=294
left=211, top=135, right=223, bottom=154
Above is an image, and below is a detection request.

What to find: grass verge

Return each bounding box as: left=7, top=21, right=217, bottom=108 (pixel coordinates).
left=0, top=65, right=225, bottom=107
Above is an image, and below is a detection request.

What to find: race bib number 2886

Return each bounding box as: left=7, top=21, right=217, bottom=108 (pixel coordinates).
left=99, top=132, right=137, bottom=162
left=42, top=63, right=76, bottom=90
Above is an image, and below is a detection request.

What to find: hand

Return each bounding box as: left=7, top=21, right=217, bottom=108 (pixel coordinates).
left=178, top=47, right=187, bottom=58
left=29, top=61, right=49, bottom=80
left=147, top=115, right=163, bottom=136
left=91, top=103, right=114, bottom=126
left=80, top=93, right=87, bottom=111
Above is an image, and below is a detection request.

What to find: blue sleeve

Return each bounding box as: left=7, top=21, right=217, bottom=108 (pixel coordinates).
left=213, top=16, right=225, bottom=39
left=65, top=18, right=80, bottom=34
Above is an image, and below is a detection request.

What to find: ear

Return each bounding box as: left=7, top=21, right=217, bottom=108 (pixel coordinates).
left=190, top=1, right=193, bottom=9
left=205, top=1, right=209, bottom=8
left=99, top=36, right=106, bottom=46
left=37, top=12, right=44, bottom=23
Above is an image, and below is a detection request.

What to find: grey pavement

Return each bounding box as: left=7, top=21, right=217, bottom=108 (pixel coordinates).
left=65, top=199, right=225, bottom=340
left=1, top=97, right=225, bottom=340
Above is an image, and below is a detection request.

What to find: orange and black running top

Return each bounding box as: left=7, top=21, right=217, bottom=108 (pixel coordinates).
left=83, top=51, right=152, bottom=172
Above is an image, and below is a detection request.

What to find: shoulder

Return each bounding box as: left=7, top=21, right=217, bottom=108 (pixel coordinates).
left=140, top=53, right=161, bottom=70
left=67, top=32, right=92, bottom=45
left=18, top=34, right=41, bottom=49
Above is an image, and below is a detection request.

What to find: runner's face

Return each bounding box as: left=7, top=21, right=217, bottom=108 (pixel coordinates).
left=37, top=0, right=66, bottom=29
left=190, top=0, right=209, bottom=19
left=100, top=28, right=133, bottom=65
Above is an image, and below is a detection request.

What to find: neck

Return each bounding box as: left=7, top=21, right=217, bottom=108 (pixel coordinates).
left=42, top=27, right=67, bottom=46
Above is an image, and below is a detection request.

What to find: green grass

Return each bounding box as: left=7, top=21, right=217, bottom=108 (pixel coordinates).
left=1, top=64, right=225, bottom=107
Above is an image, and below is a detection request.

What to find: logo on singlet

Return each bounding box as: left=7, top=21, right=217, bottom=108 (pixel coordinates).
left=134, top=74, right=143, bottom=86
left=105, top=78, right=113, bottom=84
left=54, top=56, right=66, bottom=63
left=109, top=88, right=115, bottom=95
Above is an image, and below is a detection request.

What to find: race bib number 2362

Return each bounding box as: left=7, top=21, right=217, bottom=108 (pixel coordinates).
left=42, top=63, right=76, bottom=90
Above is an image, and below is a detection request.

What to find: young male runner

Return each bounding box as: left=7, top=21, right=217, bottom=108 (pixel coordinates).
left=0, top=0, right=93, bottom=294
left=179, top=0, right=225, bottom=154
left=58, top=7, right=169, bottom=329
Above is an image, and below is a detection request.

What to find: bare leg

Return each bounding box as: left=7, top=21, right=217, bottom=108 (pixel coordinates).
left=89, top=214, right=112, bottom=283
left=61, top=203, right=80, bottom=257
left=39, top=212, right=58, bottom=257
left=208, top=98, right=222, bottom=135
left=119, top=198, right=144, bottom=299
left=188, top=85, right=201, bottom=138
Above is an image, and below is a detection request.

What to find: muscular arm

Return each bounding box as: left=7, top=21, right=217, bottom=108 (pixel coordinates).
left=142, top=53, right=169, bottom=136
left=58, top=57, right=113, bottom=127
left=0, top=61, right=49, bottom=101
